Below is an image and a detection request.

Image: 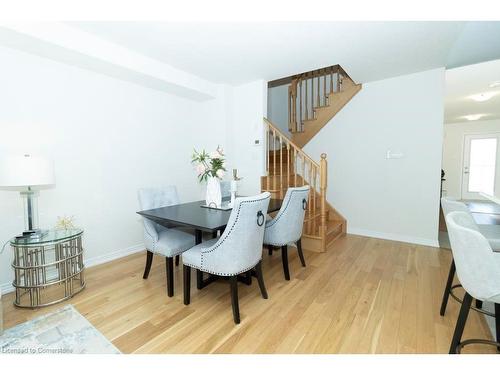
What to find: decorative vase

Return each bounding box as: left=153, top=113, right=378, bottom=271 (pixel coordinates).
left=205, top=176, right=222, bottom=208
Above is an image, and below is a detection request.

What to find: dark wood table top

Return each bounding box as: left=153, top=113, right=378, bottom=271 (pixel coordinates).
left=137, top=198, right=282, bottom=232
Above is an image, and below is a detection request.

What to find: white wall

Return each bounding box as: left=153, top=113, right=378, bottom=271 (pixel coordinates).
left=305, top=68, right=445, bottom=247
left=0, top=23, right=218, bottom=100
left=0, top=46, right=227, bottom=290
left=442, top=119, right=500, bottom=198
left=225, top=80, right=268, bottom=195
left=267, top=84, right=290, bottom=137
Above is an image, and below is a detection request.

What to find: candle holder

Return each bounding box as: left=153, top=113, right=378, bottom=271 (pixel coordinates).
left=229, top=169, right=242, bottom=208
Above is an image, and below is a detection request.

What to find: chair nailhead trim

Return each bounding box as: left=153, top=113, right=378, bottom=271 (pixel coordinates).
left=266, top=239, right=300, bottom=247
left=183, top=259, right=261, bottom=277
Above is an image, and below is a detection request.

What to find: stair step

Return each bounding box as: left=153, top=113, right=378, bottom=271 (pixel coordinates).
left=268, top=153, right=293, bottom=163
left=301, top=220, right=344, bottom=253
left=304, top=212, right=321, bottom=223
left=267, top=166, right=294, bottom=175
left=268, top=163, right=293, bottom=171
left=262, top=174, right=316, bottom=184
left=326, top=221, right=344, bottom=245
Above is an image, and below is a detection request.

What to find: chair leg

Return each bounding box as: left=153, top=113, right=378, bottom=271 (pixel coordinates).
left=143, top=250, right=153, bottom=279
left=245, top=270, right=252, bottom=285
left=230, top=276, right=240, bottom=324
left=254, top=261, right=268, bottom=299
left=166, top=257, right=174, bottom=297
left=495, top=303, right=500, bottom=352
left=281, top=245, right=290, bottom=280
left=440, top=259, right=456, bottom=316
left=475, top=300, right=483, bottom=309
left=268, top=247, right=273, bottom=256
left=297, top=238, right=306, bottom=267
left=175, top=255, right=180, bottom=266
left=197, top=270, right=204, bottom=289
left=183, top=265, right=191, bottom=305
left=449, top=292, right=473, bottom=354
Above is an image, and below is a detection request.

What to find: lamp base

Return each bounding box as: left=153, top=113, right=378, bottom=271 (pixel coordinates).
left=15, top=229, right=49, bottom=240
left=23, top=228, right=43, bottom=236
left=20, top=188, right=40, bottom=232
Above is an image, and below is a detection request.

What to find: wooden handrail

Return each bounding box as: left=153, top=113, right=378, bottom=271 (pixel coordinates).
left=264, top=117, right=328, bottom=241
left=293, top=64, right=340, bottom=81
left=337, top=65, right=354, bottom=83
left=264, top=118, right=319, bottom=169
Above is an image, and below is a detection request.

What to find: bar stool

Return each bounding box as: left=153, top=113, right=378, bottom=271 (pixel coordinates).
left=445, top=211, right=500, bottom=353
left=440, top=197, right=500, bottom=326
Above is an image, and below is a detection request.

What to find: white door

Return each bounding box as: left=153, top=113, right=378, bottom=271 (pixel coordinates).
left=461, top=134, right=499, bottom=199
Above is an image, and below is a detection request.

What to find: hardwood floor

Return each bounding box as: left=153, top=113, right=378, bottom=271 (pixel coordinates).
left=2, top=234, right=496, bottom=353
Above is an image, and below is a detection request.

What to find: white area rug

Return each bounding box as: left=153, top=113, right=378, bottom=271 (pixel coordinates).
left=0, top=305, right=120, bottom=354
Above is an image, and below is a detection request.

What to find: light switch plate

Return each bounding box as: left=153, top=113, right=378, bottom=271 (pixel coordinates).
left=386, top=150, right=404, bottom=159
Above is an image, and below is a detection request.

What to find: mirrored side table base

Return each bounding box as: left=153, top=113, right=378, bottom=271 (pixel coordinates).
left=10, top=229, right=85, bottom=308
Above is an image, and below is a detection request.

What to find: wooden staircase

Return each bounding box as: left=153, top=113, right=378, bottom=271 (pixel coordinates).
left=262, top=65, right=360, bottom=252
left=288, top=65, right=361, bottom=147
left=262, top=118, right=346, bottom=253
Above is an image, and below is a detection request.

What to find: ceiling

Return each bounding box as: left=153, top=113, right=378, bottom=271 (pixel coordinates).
left=68, top=21, right=500, bottom=85
left=445, top=59, right=500, bottom=124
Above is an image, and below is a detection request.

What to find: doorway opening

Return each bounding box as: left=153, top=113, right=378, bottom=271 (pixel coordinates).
left=440, top=59, right=500, bottom=248
left=461, top=133, right=498, bottom=199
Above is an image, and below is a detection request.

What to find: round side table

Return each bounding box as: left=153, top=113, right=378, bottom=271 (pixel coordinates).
left=10, top=229, right=85, bottom=308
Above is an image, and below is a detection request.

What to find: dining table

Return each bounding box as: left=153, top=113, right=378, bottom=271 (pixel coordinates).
left=137, top=197, right=283, bottom=288
left=476, top=192, right=500, bottom=253
left=479, top=192, right=500, bottom=206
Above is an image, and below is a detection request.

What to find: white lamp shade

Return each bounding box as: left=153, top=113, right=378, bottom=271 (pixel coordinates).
left=0, top=155, right=55, bottom=188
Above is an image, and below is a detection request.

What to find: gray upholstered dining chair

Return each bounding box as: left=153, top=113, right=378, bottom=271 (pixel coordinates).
left=445, top=211, right=500, bottom=353
left=182, top=192, right=271, bottom=324
left=440, top=197, right=500, bottom=318
left=138, top=186, right=195, bottom=297
left=264, top=186, right=309, bottom=280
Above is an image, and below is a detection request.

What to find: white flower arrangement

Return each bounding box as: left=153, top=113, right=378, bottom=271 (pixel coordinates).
left=55, top=215, right=76, bottom=230
left=191, top=146, right=226, bottom=182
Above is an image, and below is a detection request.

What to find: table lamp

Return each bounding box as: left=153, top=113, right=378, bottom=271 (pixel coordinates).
left=0, top=154, right=55, bottom=237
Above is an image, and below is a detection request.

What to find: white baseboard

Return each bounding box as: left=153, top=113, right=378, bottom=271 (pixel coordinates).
left=0, top=281, right=11, bottom=296
left=84, top=243, right=145, bottom=268
left=0, top=243, right=145, bottom=295
left=347, top=227, right=440, bottom=248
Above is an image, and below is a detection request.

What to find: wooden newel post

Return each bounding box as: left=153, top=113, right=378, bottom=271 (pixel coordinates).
left=320, top=153, right=328, bottom=251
